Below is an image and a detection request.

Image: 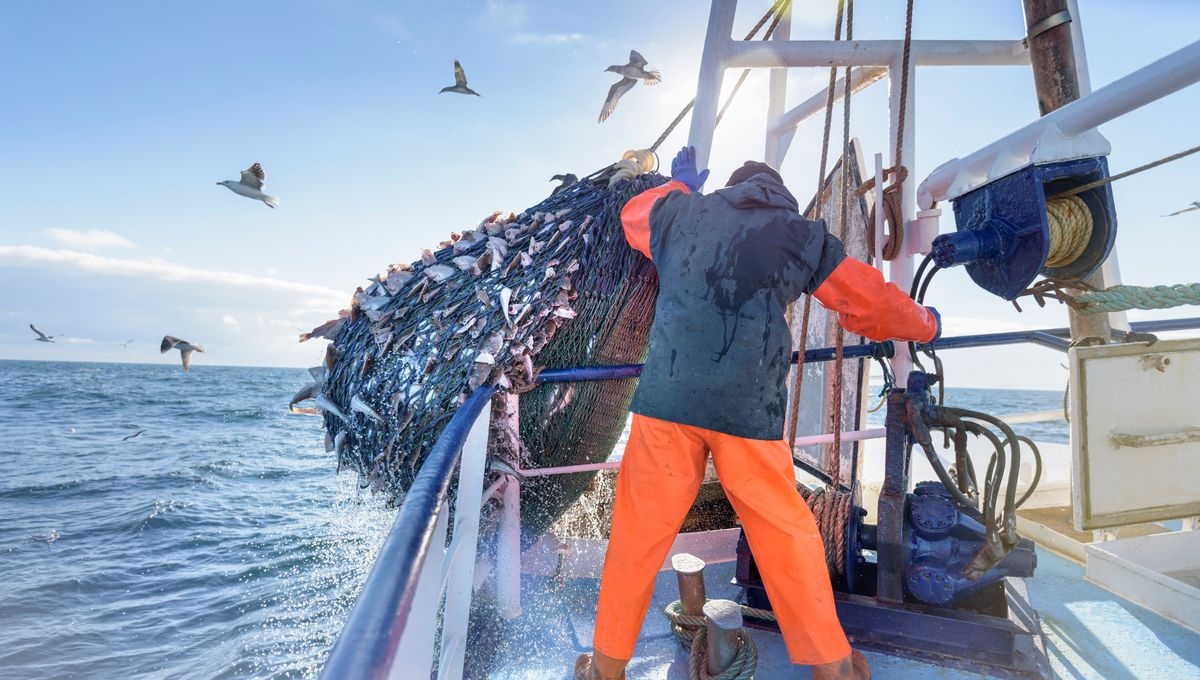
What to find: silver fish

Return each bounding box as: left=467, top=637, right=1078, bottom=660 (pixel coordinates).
left=315, top=393, right=350, bottom=424
left=290, top=381, right=321, bottom=410
left=351, top=394, right=385, bottom=424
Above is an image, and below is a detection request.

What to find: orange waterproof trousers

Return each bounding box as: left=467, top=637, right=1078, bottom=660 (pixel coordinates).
left=593, top=414, right=852, bottom=665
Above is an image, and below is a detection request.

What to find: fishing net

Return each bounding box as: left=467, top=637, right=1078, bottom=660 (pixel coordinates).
left=301, top=170, right=667, bottom=536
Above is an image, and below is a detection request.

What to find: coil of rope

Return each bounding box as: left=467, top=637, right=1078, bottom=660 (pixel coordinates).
left=662, top=601, right=763, bottom=680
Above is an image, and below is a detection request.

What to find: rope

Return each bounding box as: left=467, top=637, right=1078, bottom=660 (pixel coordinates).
left=1044, top=195, right=1092, bottom=267
left=688, top=628, right=759, bottom=680
left=664, top=600, right=707, bottom=650
left=1073, top=283, right=1200, bottom=313
left=1052, top=143, right=1200, bottom=200
left=789, top=0, right=846, bottom=451
left=827, top=0, right=855, bottom=488
left=879, top=0, right=915, bottom=261
left=648, top=0, right=793, bottom=153
left=663, top=601, right=759, bottom=680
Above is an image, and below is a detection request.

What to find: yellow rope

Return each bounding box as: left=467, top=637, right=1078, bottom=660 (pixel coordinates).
left=1045, top=195, right=1092, bottom=268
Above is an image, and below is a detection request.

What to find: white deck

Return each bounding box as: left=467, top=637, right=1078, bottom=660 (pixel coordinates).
left=482, top=547, right=1200, bottom=679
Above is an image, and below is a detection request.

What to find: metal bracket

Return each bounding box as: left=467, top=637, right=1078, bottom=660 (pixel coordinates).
left=1024, top=10, right=1072, bottom=46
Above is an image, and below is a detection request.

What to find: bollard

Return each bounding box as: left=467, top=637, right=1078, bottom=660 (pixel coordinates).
left=672, top=553, right=707, bottom=617
left=703, top=599, right=743, bottom=676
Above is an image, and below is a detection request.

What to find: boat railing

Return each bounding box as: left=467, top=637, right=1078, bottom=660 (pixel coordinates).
left=318, top=317, right=1200, bottom=679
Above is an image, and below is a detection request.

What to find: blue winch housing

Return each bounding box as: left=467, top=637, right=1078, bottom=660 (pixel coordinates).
left=930, top=157, right=1118, bottom=300
left=905, top=481, right=1037, bottom=606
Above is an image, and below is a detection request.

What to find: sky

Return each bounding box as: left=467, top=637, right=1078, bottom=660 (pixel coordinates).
left=2, top=1, right=1198, bottom=389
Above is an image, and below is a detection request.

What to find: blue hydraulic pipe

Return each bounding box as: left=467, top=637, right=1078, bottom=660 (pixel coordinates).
left=319, top=385, right=497, bottom=680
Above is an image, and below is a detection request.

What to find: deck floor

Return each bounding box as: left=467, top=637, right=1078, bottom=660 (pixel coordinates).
left=482, top=548, right=1200, bottom=679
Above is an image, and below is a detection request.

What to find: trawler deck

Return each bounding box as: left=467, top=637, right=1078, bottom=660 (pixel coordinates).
left=487, top=547, right=1199, bottom=678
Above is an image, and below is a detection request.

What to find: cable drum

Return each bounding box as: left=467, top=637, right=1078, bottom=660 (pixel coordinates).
left=1044, top=195, right=1093, bottom=268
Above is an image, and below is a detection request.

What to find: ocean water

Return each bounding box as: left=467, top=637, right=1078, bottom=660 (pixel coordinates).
left=0, top=360, right=393, bottom=680
left=0, top=360, right=1068, bottom=679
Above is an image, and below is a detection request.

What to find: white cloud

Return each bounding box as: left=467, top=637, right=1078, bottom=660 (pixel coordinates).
left=486, top=1, right=527, bottom=27
left=222, top=314, right=240, bottom=328
left=512, top=32, right=586, bottom=46
left=0, top=246, right=347, bottom=306
left=62, top=337, right=94, bottom=344
left=44, top=228, right=136, bottom=250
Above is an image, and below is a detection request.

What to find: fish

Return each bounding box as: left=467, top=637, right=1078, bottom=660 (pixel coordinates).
left=290, top=382, right=321, bottom=411
left=351, top=394, right=386, bottom=424
left=315, top=393, right=351, bottom=424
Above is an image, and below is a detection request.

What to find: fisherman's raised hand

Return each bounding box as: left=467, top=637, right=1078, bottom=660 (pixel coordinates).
left=671, top=145, right=710, bottom=193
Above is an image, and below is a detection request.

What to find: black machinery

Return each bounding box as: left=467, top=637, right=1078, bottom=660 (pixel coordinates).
left=735, top=371, right=1052, bottom=679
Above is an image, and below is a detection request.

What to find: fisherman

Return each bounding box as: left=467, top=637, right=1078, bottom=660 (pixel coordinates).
left=574, top=146, right=940, bottom=680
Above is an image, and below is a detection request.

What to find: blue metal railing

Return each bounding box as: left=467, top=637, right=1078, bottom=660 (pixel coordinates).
left=320, top=385, right=497, bottom=680
left=319, top=315, right=1200, bottom=677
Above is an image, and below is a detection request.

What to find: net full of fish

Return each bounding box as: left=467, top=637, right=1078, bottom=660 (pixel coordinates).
left=297, top=171, right=667, bottom=537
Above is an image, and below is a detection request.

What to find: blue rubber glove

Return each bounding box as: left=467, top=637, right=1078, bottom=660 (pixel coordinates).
left=671, top=145, right=710, bottom=193
left=926, top=306, right=942, bottom=342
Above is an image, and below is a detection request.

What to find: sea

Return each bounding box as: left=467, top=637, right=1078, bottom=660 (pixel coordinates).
left=0, top=359, right=1069, bottom=679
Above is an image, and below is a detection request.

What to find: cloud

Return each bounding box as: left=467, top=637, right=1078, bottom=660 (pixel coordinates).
left=511, top=32, right=586, bottom=46
left=62, top=337, right=94, bottom=344
left=44, top=228, right=136, bottom=250
left=485, top=0, right=528, bottom=27
left=0, top=246, right=347, bottom=305
left=222, top=314, right=240, bottom=328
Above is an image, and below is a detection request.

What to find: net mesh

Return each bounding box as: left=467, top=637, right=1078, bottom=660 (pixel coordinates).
left=309, top=170, right=667, bottom=534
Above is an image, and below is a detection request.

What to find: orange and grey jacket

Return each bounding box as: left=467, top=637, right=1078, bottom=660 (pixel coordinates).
left=621, top=174, right=937, bottom=440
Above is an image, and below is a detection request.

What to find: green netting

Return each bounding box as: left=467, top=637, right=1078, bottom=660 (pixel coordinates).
left=310, top=170, right=666, bottom=535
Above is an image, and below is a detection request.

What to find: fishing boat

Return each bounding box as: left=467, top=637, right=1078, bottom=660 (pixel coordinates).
left=310, top=1, right=1200, bottom=677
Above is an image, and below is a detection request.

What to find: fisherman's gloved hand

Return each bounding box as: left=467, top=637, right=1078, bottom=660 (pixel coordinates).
left=926, top=306, right=942, bottom=342
left=671, top=145, right=710, bottom=193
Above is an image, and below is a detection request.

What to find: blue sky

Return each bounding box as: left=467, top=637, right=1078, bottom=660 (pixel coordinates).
left=2, top=1, right=1198, bottom=389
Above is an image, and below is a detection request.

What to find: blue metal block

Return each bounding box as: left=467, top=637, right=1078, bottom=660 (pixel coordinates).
left=931, top=157, right=1118, bottom=300
left=904, top=482, right=1037, bottom=606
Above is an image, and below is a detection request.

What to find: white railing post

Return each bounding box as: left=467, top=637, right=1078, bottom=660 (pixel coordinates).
left=436, top=406, right=493, bottom=679
left=496, top=476, right=523, bottom=619
left=392, top=504, right=450, bottom=679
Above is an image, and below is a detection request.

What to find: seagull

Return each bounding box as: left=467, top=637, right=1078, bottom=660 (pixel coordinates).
left=217, top=163, right=280, bottom=208
left=161, top=335, right=205, bottom=372
left=439, top=60, right=480, bottom=96
left=1163, top=201, right=1200, bottom=217
left=598, top=50, right=661, bottom=123
left=30, top=324, right=56, bottom=343
left=121, top=429, right=146, bottom=442
left=120, top=340, right=134, bottom=347
left=550, top=173, right=578, bottom=197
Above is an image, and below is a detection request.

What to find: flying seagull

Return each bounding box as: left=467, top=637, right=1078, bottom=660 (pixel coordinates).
left=439, top=60, right=480, bottom=96
left=30, top=324, right=56, bottom=343
left=217, top=163, right=280, bottom=208
left=121, top=429, right=146, bottom=442
left=1163, top=201, right=1200, bottom=217
left=550, top=173, right=578, bottom=197
left=120, top=340, right=134, bottom=347
left=598, top=50, right=661, bottom=123
left=161, top=335, right=205, bottom=372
